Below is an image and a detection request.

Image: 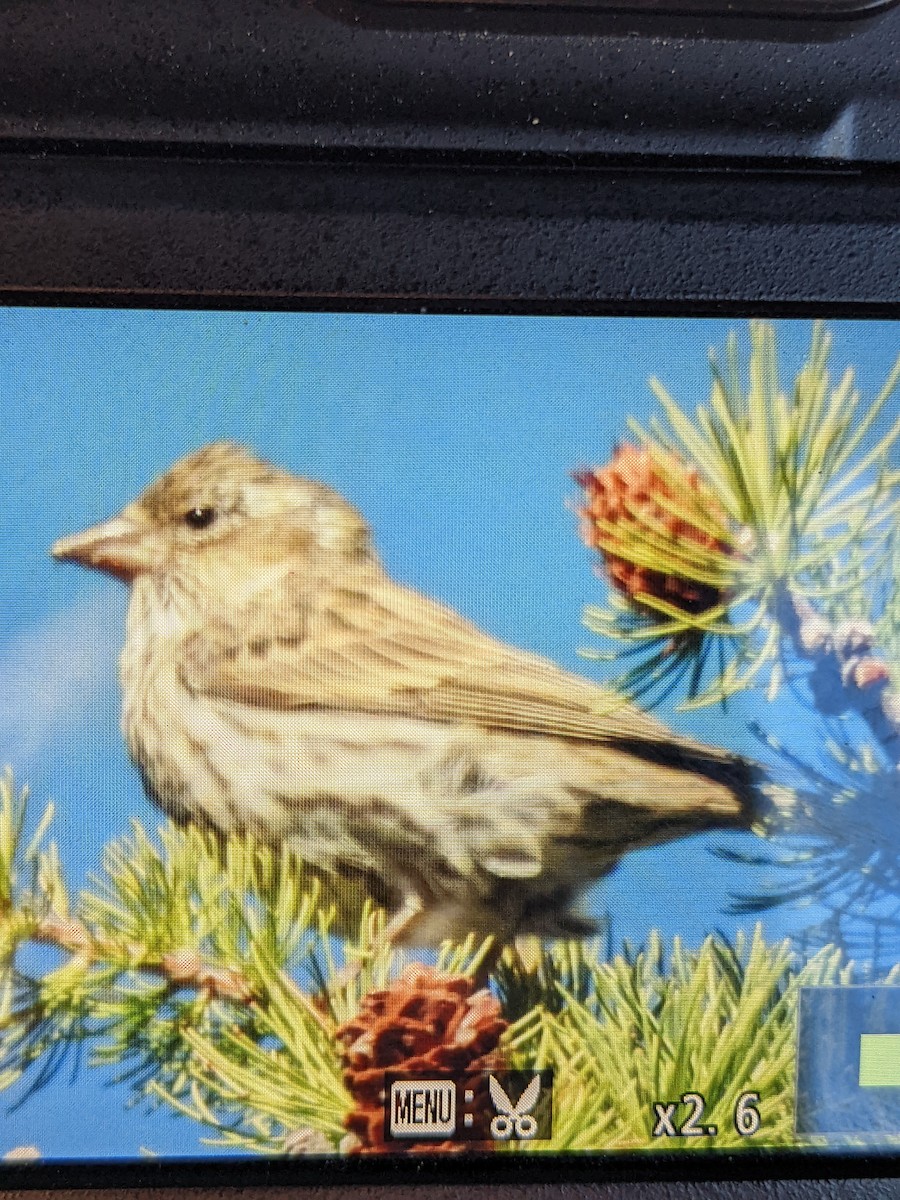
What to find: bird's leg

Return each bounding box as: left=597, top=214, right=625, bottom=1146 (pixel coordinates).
left=331, top=895, right=426, bottom=992
left=482, top=935, right=549, bottom=1014
left=512, top=934, right=544, bottom=975
left=462, top=934, right=539, bottom=990
left=381, top=894, right=427, bottom=947
left=490, top=935, right=543, bottom=988
left=463, top=935, right=501, bottom=990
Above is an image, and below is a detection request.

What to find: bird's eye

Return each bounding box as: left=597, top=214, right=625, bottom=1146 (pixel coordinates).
left=183, top=506, right=218, bottom=530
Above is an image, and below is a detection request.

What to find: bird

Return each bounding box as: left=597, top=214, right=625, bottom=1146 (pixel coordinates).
left=52, top=442, right=757, bottom=947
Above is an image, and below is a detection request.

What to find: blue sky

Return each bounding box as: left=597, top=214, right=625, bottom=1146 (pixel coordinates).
left=0, top=308, right=897, bottom=1158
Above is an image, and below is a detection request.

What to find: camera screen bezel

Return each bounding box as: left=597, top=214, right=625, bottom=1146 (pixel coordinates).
left=1, top=146, right=900, bottom=1188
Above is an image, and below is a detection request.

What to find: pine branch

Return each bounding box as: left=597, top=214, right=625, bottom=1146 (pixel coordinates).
left=5, top=769, right=900, bottom=1157
left=31, top=912, right=256, bottom=1004
left=577, top=321, right=900, bottom=710
left=575, top=323, right=900, bottom=968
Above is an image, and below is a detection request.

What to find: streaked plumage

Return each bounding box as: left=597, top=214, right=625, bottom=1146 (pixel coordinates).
left=53, top=443, right=757, bottom=944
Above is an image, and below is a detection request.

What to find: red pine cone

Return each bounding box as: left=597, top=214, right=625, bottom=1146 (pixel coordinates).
left=575, top=444, right=732, bottom=616
left=336, top=965, right=507, bottom=1154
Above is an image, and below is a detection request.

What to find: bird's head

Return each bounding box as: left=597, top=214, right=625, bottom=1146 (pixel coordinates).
left=52, top=443, right=373, bottom=588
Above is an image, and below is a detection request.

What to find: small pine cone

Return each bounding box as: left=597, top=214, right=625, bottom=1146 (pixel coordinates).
left=336, top=965, right=507, bottom=1155
left=575, top=444, right=733, bottom=616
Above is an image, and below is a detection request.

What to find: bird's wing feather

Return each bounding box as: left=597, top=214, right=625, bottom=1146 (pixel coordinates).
left=178, top=565, right=734, bottom=766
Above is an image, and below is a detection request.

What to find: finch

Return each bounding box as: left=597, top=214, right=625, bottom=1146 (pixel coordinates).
left=53, top=443, right=757, bottom=945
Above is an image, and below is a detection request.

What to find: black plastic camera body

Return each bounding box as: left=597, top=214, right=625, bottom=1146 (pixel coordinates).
left=0, top=0, right=898, bottom=314
left=0, top=1, right=899, bottom=1191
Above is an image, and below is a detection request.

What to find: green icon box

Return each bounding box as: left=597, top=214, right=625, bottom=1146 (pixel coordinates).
left=859, top=1034, right=900, bottom=1090
left=797, top=988, right=900, bottom=1136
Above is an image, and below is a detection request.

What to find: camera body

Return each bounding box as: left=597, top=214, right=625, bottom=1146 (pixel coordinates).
left=1, top=0, right=898, bottom=310
left=0, top=1, right=899, bottom=1192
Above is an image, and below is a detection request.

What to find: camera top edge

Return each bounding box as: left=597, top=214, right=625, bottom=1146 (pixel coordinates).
left=1, top=0, right=899, bottom=169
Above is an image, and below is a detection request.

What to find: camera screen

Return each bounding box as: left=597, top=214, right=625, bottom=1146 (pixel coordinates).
left=1, top=307, right=899, bottom=1166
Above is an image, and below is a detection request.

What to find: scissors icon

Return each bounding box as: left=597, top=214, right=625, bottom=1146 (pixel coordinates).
left=488, top=1074, right=541, bottom=1140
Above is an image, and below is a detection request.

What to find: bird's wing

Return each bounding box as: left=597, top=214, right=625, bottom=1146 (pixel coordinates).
left=178, top=564, right=733, bottom=765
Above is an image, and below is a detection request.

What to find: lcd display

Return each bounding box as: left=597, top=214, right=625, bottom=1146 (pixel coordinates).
left=1, top=309, right=898, bottom=1167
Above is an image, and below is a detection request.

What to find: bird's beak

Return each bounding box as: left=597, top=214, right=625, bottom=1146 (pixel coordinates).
left=52, top=512, right=155, bottom=582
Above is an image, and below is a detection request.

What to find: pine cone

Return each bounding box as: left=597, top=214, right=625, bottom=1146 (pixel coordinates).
left=336, top=965, right=507, bottom=1154
left=576, top=444, right=733, bottom=615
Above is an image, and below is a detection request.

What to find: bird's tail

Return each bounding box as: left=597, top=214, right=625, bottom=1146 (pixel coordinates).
left=611, top=735, right=760, bottom=827
left=555, top=737, right=761, bottom=876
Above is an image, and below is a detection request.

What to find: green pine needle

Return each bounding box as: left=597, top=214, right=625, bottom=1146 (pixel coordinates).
left=583, top=322, right=900, bottom=708
left=0, top=770, right=895, bottom=1158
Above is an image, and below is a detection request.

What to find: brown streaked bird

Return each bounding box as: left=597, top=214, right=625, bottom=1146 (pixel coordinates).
left=52, top=442, right=757, bottom=946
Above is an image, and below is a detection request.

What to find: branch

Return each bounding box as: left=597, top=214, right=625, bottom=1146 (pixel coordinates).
left=31, top=912, right=256, bottom=1005
left=781, top=590, right=899, bottom=763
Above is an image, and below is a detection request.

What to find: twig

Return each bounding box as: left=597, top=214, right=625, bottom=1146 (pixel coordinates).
left=32, top=912, right=256, bottom=1004
left=782, top=590, right=900, bottom=763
